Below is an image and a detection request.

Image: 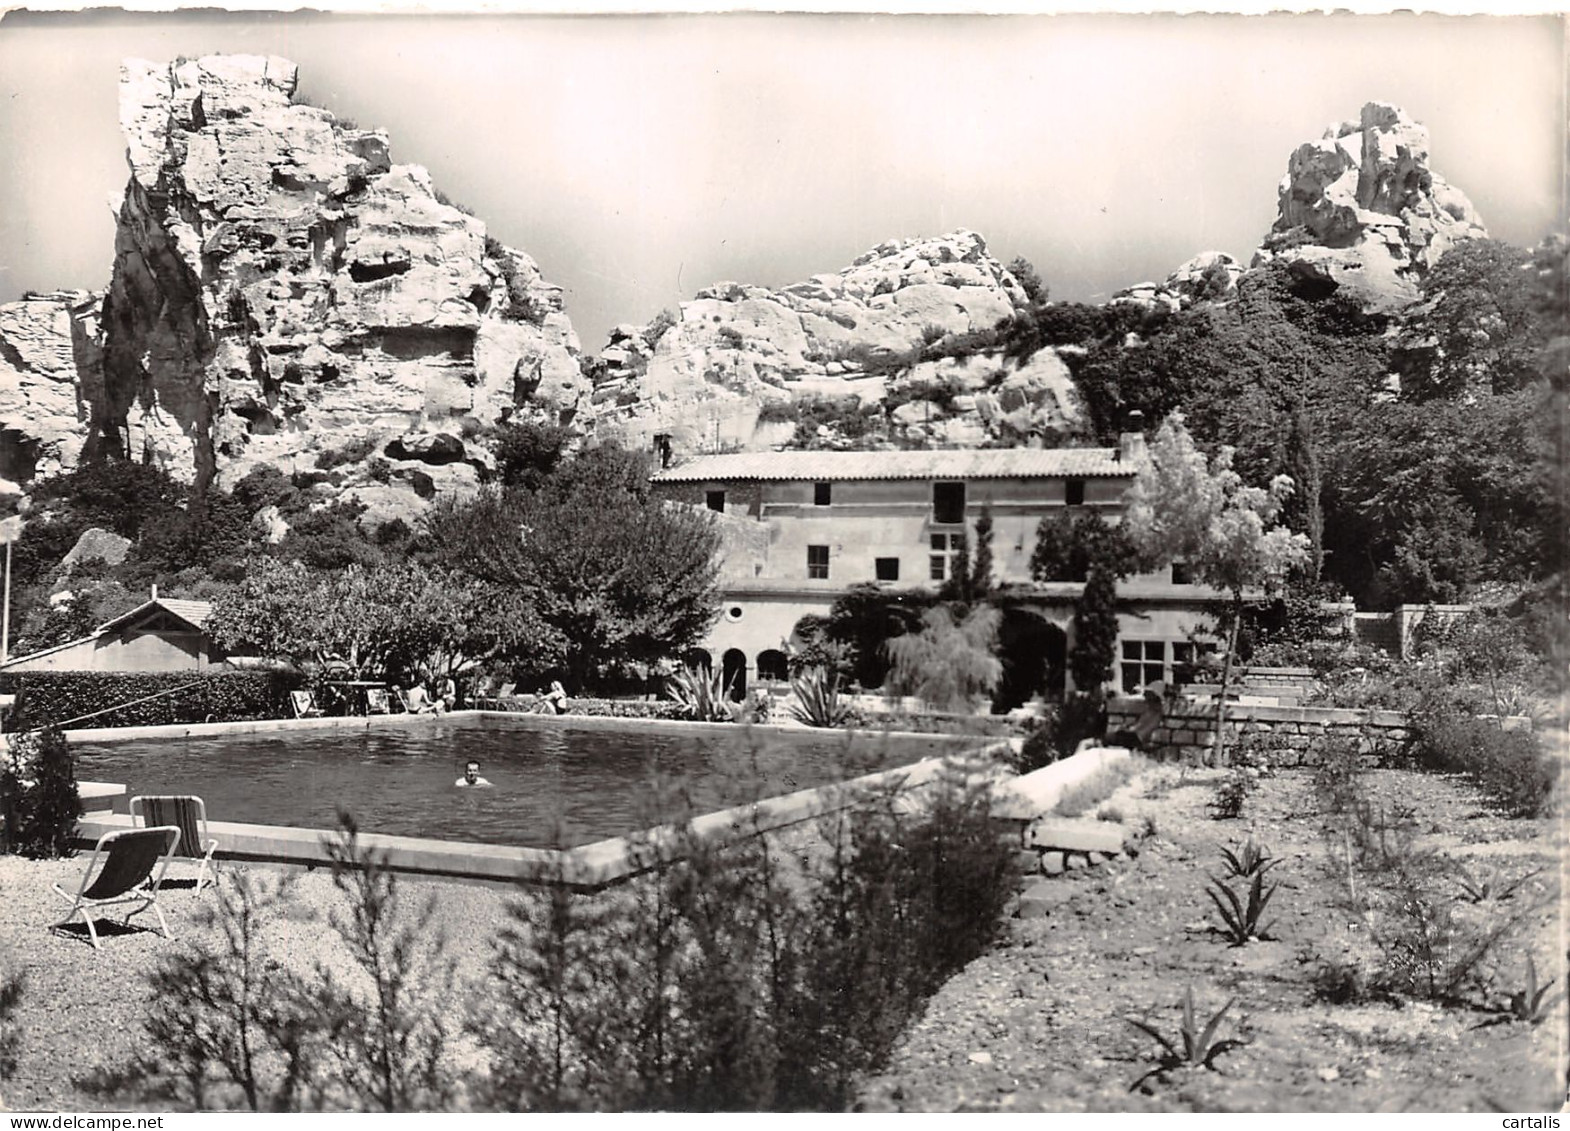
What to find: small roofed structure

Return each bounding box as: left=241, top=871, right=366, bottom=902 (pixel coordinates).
left=0, top=589, right=222, bottom=674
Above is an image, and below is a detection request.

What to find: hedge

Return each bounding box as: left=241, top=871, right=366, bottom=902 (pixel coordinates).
left=0, top=670, right=303, bottom=731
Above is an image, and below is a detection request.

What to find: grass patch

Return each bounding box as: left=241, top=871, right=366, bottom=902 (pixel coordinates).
left=1053, top=755, right=1151, bottom=817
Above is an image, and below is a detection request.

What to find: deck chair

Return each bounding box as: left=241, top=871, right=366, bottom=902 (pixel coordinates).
left=51, top=826, right=181, bottom=950
left=131, top=795, right=219, bottom=893
left=480, top=682, right=515, bottom=709
left=291, top=689, right=325, bottom=718
left=365, top=688, right=391, bottom=715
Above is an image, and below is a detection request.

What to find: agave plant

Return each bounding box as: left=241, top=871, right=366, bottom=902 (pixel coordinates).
left=788, top=665, right=849, bottom=728
left=1124, top=987, right=1245, bottom=1090
left=1218, top=839, right=1280, bottom=880
left=1507, top=955, right=1566, bottom=1024
left=665, top=663, right=736, bottom=722
left=1205, top=870, right=1279, bottom=946
left=1453, top=863, right=1543, bottom=904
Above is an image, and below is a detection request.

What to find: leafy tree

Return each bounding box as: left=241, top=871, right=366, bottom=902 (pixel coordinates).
left=207, top=559, right=549, bottom=682
left=821, top=584, right=933, bottom=690
left=1123, top=414, right=1311, bottom=764
left=1030, top=509, right=1134, bottom=583
left=427, top=444, right=722, bottom=690
left=883, top=604, right=1002, bottom=712
left=1392, top=239, right=1545, bottom=402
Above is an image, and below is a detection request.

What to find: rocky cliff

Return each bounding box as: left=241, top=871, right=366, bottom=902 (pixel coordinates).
left=1, top=77, right=1490, bottom=502
left=1252, top=101, right=1487, bottom=310
left=588, top=229, right=1087, bottom=453
left=19, top=54, right=588, bottom=517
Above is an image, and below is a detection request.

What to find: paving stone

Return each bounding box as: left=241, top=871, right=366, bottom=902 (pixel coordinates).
left=1027, top=818, right=1127, bottom=854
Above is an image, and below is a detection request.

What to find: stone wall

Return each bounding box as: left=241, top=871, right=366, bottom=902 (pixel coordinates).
left=1107, top=695, right=1412, bottom=766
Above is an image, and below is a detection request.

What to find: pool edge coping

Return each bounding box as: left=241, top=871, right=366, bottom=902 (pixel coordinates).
left=76, top=743, right=1012, bottom=889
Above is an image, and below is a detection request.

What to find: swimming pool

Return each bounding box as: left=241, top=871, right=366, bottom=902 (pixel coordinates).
left=72, top=716, right=975, bottom=849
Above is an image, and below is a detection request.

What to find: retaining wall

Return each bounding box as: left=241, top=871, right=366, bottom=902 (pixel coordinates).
left=1107, top=696, right=1412, bottom=766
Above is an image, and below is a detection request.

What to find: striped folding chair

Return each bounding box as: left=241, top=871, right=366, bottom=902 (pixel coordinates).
left=131, top=795, right=219, bottom=893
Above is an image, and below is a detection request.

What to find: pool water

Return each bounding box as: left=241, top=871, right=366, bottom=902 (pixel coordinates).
left=72, top=717, right=969, bottom=849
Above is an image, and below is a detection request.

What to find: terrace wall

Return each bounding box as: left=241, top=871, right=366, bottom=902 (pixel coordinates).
left=1106, top=695, right=1412, bottom=766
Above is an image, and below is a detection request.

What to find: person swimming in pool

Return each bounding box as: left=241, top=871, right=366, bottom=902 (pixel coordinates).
left=455, top=760, right=492, bottom=788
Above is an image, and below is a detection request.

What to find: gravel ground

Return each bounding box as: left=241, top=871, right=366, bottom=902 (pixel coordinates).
left=1, top=765, right=1561, bottom=1112
left=855, top=766, right=1564, bottom=1112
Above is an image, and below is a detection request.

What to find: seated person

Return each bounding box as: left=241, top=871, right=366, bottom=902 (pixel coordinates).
left=403, top=684, right=440, bottom=714
left=1105, top=681, right=1168, bottom=751
left=437, top=675, right=457, bottom=712
left=455, top=760, right=492, bottom=788
left=544, top=680, right=569, bottom=715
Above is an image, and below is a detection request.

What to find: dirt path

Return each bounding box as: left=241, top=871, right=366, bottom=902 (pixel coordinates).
left=857, top=766, right=1562, bottom=1112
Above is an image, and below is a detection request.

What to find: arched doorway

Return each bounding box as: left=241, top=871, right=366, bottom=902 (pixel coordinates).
left=993, top=606, right=1067, bottom=711
left=683, top=647, right=712, bottom=674
left=721, top=648, right=748, bottom=701
left=756, top=648, right=789, bottom=684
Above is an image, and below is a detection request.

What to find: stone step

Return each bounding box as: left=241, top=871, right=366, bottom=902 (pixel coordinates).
left=1027, top=817, right=1128, bottom=854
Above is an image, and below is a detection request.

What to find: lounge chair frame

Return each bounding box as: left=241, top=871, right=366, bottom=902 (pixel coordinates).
left=291, top=689, right=325, bottom=718
left=131, top=794, right=220, bottom=892
left=51, top=826, right=181, bottom=950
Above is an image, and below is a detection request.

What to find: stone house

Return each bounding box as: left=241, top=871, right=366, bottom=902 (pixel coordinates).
left=649, top=434, right=1223, bottom=702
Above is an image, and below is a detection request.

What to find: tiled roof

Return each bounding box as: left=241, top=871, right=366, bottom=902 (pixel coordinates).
left=651, top=447, right=1135, bottom=483
left=97, top=598, right=214, bottom=634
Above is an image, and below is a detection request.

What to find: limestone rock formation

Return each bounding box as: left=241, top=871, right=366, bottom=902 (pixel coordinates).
left=591, top=229, right=1086, bottom=452
left=94, top=54, right=586, bottom=509
left=1252, top=101, right=1487, bottom=310
left=0, top=292, right=102, bottom=481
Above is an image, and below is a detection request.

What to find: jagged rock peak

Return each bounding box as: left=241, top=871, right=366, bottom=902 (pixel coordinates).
left=1253, top=101, right=1487, bottom=310
left=89, top=54, right=587, bottom=517
left=591, top=228, right=1082, bottom=456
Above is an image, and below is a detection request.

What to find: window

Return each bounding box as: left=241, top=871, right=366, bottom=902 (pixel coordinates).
left=1171, top=561, right=1192, bottom=585
left=1172, top=642, right=1196, bottom=682
left=756, top=649, right=789, bottom=683
left=814, top=481, right=832, bottom=506
left=1120, top=640, right=1167, bottom=693
left=807, top=545, right=830, bottom=579
left=875, top=557, right=900, bottom=581
left=932, top=481, right=966, bottom=524
left=929, top=532, right=965, bottom=581
left=705, top=490, right=726, bottom=513
left=1065, top=478, right=1085, bottom=507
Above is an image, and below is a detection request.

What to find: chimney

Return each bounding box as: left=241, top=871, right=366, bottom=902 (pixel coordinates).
left=1118, top=410, right=1147, bottom=463
left=150, top=583, right=158, bottom=601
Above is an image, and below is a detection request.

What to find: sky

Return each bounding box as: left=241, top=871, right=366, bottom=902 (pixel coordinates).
left=0, top=10, right=1562, bottom=350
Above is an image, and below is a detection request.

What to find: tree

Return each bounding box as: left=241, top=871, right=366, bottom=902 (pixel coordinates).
left=1123, top=414, right=1311, bottom=764
left=968, top=504, right=995, bottom=598
left=1030, top=509, right=1134, bottom=584
left=1392, top=239, right=1545, bottom=402
left=207, top=558, right=550, bottom=682
left=883, top=604, right=1002, bottom=713
left=427, top=444, right=723, bottom=690
left=1069, top=566, right=1119, bottom=695
left=1007, top=256, right=1050, bottom=309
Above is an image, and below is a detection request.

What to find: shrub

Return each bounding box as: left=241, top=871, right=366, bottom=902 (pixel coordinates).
left=104, top=870, right=326, bottom=1110
left=314, top=436, right=381, bottom=471
left=2, top=670, right=301, bottom=730
left=1210, top=765, right=1253, bottom=819
left=1408, top=697, right=1558, bottom=817
left=0, top=727, right=82, bottom=858
left=0, top=969, right=22, bottom=1101
left=475, top=751, right=1017, bottom=1111
left=318, top=815, right=458, bottom=1111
